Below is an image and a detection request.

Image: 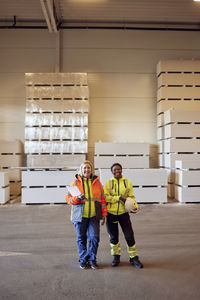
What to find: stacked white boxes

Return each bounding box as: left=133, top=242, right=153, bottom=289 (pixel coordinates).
left=159, top=109, right=200, bottom=198
left=22, top=169, right=76, bottom=204
left=0, top=140, right=23, bottom=199
left=100, top=169, right=168, bottom=203
left=96, top=143, right=167, bottom=203
left=94, top=142, right=150, bottom=169
left=157, top=60, right=200, bottom=198
left=25, top=73, right=89, bottom=168
left=0, top=172, right=10, bottom=204
left=175, top=160, right=200, bottom=203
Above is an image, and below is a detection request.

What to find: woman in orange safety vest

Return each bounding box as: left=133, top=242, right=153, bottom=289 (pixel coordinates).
left=66, top=160, right=107, bottom=270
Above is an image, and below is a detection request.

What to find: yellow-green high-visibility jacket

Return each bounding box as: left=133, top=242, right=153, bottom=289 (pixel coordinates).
left=104, top=176, right=136, bottom=215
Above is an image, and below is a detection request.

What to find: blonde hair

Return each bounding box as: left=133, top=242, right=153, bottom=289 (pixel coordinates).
left=79, top=160, right=94, bottom=177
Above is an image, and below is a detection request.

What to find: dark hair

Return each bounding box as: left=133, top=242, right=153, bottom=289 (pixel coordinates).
left=111, top=163, right=122, bottom=172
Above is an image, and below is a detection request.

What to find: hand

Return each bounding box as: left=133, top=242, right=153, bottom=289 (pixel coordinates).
left=119, top=196, right=126, bottom=204
left=77, top=195, right=85, bottom=202
left=101, top=216, right=106, bottom=226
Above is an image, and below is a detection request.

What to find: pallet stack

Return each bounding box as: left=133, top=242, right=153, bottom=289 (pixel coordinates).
left=95, top=142, right=168, bottom=203
left=0, top=172, right=10, bottom=204
left=94, top=142, right=149, bottom=169
left=158, top=109, right=200, bottom=198
left=0, top=140, right=23, bottom=200
left=22, top=73, right=89, bottom=204
left=175, top=160, right=200, bottom=203
left=25, top=73, right=89, bottom=168
left=22, top=168, right=76, bottom=204
left=157, top=60, right=200, bottom=198
left=100, top=169, right=168, bottom=204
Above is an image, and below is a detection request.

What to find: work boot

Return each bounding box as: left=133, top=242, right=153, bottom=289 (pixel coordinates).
left=130, top=256, right=143, bottom=269
left=80, top=262, right=87, bottom=269
left=112, top=255, right=120, bottom=267
left=90, top=261, right=98, bottom=270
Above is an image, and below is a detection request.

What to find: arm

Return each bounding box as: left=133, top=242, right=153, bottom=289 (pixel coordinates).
left=119, top=179, right=136, bottom=204
left=99, top=181, right=107, bottom=217
left=104, top=180, right=120, bottom=204
left=65, top=181, right=85, bottom=205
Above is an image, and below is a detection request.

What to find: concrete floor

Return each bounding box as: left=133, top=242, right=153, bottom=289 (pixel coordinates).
left=0, top=203, right=200, bottom=300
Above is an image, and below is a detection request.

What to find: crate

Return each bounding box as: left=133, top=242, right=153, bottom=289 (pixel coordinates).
left=164, top=139, right=200, bottom=153
left=94, top=155, right=149, bottom=169
left=175, top=186, right=200, bottom=203
left=0, top=171, right=9, bottom=187
left=157, top=100, right=200, bottom=115
left=164, top=109, right=200, bottom=124
left=164, top=153, right=200, bottom=169
left=175, top=159, right=200, bottom=203
left=0, top=186, right=10, bottom=204
left=0, top=172, right=10, bottom=204
left=156, top=60, right=200, bottom=75
left=95, top=142, right=149, bottom=155
left=164, top=124, right=200, bottom=139
left=99, top=168, right=168, bottom=203
left=94, top=142, right=149, bottom=169
left=22, top=187, right=67, bottom=204
left=134, top=187, right=167, bottom=203
left=22, top=169, right=77, bottom=204
left=27, top=154, right=85, bottom=168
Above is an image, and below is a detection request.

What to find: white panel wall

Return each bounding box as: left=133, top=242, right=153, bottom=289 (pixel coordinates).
left=1, top=29, right=200, bottom=167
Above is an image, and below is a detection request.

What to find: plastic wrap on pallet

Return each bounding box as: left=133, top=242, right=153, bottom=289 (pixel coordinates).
left=25, top=73, right=89, bottom=159
left=25, top=73, right=53, bottom=85
left=26, top=100, right=89, bottom=113
left=72, top=141, right=88, bottom=153
left=27, top=154, right=86, bottom=167
left=25, top=73, right=87, bottom=86
left=25, top=127, right=88, bottom=140
left=26, top=85, right=89, bottom=99
left=25, top=140, right=87, bottom=154
left=25, top=113, right=88, bottom=127
left=73, top=127, right=88, bottom=140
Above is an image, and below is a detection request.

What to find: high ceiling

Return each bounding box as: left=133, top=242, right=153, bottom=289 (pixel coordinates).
left=0, top=0, right=200, bottom=31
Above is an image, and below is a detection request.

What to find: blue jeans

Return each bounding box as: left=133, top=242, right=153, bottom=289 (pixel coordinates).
left=73, top=217, right=100, bottom=264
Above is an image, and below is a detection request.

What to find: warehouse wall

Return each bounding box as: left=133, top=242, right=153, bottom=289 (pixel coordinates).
left=1, top=28, right=200, bottom=166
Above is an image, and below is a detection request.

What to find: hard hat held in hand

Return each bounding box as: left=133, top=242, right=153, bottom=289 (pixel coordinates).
left=125, top=197, right=138, bottom=213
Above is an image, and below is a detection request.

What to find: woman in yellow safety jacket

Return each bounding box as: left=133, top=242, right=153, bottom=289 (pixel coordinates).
left=104, top=163, right=143, bottom=268
left=66, top=160, right=107, bottom=270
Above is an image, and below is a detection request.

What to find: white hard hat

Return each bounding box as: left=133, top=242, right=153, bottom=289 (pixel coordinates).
left=125, top=197, right=138, bottom=213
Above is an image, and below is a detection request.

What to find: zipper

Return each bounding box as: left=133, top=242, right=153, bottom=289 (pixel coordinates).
left=87, top=178, right=91, bottom=218
left=117, top=179, right=120, bottom=215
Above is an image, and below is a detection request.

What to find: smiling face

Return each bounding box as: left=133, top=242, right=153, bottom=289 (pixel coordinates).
left=82, top=163, right=92, bottom=178
left=112, top=164, right=122, bottom=179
